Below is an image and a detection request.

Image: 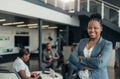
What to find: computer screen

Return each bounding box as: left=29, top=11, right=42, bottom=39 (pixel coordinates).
left=14, top=36, right=29, bottom=47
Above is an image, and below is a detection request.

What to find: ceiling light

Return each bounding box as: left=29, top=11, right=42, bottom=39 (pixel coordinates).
left=29, top=25, right=49, bottom=29
left=3, top=21, right=24, bottom=26
left=17, top=23, right=38, bottom=27
left=48, top=26, right=58, bottom=29
left=3, top=23, right=12, bottom=26
left=0, top=19, right=6, bottom=22
left=28, top=26, right=38, bottom=28
left=12, top=22, right=24, bottom=24
left=17, top=24, right=27, bottom=27
left=27, top=23, right=38, bottom=26
left=60, top=29, right=64, bottom=32
left=42, top=25, right=49, bottom=28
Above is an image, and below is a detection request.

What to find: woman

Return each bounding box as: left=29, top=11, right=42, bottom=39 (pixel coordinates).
left=12, top=48, right=40, bottom=79
left=69, top=13, right=113, bottom=79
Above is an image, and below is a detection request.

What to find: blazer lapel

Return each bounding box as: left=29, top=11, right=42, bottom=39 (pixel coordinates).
left=79, top=38, right=89, bottom=56
left=91, top=37, right=104, bottom=57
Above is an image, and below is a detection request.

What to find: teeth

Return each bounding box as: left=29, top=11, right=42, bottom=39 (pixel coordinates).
left=90, top=33, right=95, bottom=35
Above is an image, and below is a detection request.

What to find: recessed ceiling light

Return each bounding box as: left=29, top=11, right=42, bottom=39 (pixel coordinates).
left=17, top=23, right=38, bottom=27
left=3, top=21, right=24, bottom=26
left=0, top=19, right=6, bottom=22
left=42, top=25, right=49, bottom=28
left=17, top=24, right=27, bottom=27
left=49, top=26, right=58, bottom=29
left=27, top=23, right=38, bottom=26
left=28, top=26, right=38, bottom=28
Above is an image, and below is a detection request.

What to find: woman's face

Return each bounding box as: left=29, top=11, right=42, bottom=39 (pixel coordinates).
left=87, top=20, right=102, bottom=39
left=23, top=54, right=30, bottom=62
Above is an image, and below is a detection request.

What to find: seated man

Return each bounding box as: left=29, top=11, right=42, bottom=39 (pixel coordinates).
left=12, top=48, right=40, bottom=79
left=41, top=43, right=59, bottom=72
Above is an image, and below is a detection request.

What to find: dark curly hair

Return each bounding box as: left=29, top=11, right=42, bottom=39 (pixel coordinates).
left=89, top=13, right=102, bottom=27
left=18, top=48, right=29, bottom=57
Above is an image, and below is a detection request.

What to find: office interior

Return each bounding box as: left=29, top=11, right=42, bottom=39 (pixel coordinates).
left=0, top=0, right=120, bottom=79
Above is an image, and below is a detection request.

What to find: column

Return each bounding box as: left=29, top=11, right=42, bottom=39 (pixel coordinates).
left=38, top=19, right=43, bottom=70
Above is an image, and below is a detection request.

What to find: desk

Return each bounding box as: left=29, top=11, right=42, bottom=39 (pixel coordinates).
left=35, top=70, right=62, bottom=79
left=0, top=70, right=62, bottom=79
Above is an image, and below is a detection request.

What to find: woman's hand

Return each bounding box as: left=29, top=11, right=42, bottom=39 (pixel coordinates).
left=84, top=67, right=93, bottom=70
left=52, top=56, right=58, bottom=60
left=48, top=58, right=53, bottom=62
left=31, top=72, right=40, bottom=79
left=79, top=56, right=84, bottom=60
left=31, top=73, right=38, bottom=77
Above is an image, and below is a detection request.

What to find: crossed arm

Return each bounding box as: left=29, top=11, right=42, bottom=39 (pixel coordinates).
left=69, top=41, right=112, bottom=70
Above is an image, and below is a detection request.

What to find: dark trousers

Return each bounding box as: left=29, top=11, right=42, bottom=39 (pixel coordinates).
left=62, top=63, right=78, bottom=79
left=115, top=67, right=120, bottom=79
left=41, top=60, right=58, bottom=71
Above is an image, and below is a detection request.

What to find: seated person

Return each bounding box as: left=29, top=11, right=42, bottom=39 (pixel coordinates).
left=62, top=44, right=78, bottom=79
left=12, top=48, right=40, bottom=79
left=114, top=47, right=120, bottom=79
left=41, top=43, right=59, bottom=71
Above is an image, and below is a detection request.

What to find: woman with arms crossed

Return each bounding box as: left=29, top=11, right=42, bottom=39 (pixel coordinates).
left=69, top=13, right=113, bottom=79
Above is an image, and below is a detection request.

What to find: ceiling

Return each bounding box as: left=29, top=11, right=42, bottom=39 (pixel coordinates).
left=0, top=0, right=119, bottom=29
left=0, top=12, right=63, bottom=29
left=0, top=13, right=37, bottom=28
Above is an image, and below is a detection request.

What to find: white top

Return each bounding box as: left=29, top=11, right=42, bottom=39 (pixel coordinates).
left=78, top=45, right=94, bottom=79
left=12, top=57, right=31, bottom=79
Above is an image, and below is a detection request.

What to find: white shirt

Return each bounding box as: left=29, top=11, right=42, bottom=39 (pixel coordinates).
left=78, top=46, right=94, bottom=79
left=12, top=57, right=31, bottom=79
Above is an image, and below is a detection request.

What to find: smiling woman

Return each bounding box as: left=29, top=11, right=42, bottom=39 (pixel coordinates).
left=69, top=13, right=113, bottom=79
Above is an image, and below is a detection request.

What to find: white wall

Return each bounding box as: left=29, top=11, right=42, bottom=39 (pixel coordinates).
left=42, top=29, right=57, bottom=45
left=0, top=26, right=57, bottom=55
left=0, top=0, right=79, bottom=26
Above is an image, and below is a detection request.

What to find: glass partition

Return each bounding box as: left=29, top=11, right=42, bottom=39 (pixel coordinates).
left=90, top=0, right=101, bottom=15
left=57, top=0, right=64, bottom=10
left=39, top=0, right=45, bottom=2
left=25, top=0, right=120, bottom=27
left=104, top=5, right=118, bottom=26
left=47, top=0, right=55, bottom=6
left=68, top=0, right=75, bottom=12
left=64, top=2, right=70, bottom=11
left=80, top=0, right=87, bottom=12
left=79, top=0, right=119, bottom=26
